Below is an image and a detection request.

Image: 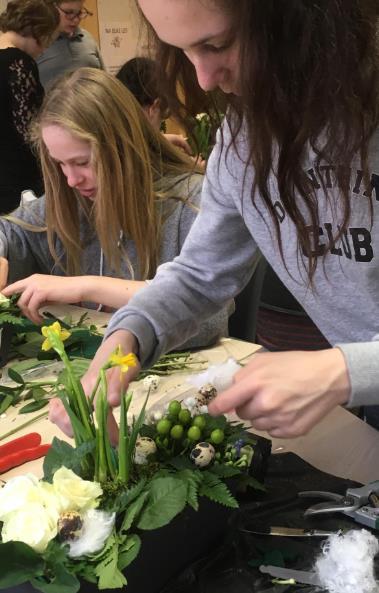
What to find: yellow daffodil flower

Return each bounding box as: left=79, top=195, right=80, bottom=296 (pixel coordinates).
left=41, top=321, right=71, bottom=352
left=108, top=346, right=137, bottom=374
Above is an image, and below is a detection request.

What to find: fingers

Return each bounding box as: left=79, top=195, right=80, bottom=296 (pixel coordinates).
left=49, top=398, right=74, bottom=438
left=16, top=287, right=46, bottom=324
left=208, top=374, right=259, bottom=416
left=82, top=330, right=139, bottom=406
left=3, top=277, right=49, bottom=323
left=107, top=410, right=119, bottom=446
left=0, top=257, right=8, bottom=291
left=2, top=278, right=25, bottom=297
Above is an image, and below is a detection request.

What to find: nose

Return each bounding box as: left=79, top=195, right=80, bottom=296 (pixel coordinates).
left=187, top=53, right=221, bottom=92
left=65, top=166, right=83, bottom=188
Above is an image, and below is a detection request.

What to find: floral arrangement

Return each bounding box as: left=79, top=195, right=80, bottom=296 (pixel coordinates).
left=190, top=111, right=221, bottom=161
left=0, top=323, right=264, bottom=592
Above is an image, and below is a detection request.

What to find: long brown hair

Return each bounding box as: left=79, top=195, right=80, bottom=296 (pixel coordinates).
left=31, top=67, right=201, bottom=278
left=140, top=0, right=379, bottom=281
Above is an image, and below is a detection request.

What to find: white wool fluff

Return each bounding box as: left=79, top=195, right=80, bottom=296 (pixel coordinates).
left=188, top=358, right=241, bottom=392
left=67, top=509, right=115, bottom=558
left=315, top=529, right=379, bottom=593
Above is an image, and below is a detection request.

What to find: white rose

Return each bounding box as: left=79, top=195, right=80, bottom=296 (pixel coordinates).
left=52, top=467, right=102, bottom=512
left=38, top=481, right=65, bottom=517
left=2, top=502, right=57, bottom=553
left=0, top=474, right=40, bottom=521
left=0, top=293, right=10, bottom=309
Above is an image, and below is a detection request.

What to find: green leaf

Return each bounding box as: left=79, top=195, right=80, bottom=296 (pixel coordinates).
left=235, top=474, right=266, bottom=492
left=7, top=367, right=25, bottom=384
left=28, top=536, right=81, bottom=593
left=0, top=541, right=44, bottom=587
left=0, top=394, right=13, bottom=414
left=199, top=472, right=239, bottom=508
left=209, top=464, right=241, bottom=478
left=120, top=491, right=149, bottom=533
left=9, top=358, right=44, bottom=373
left=94, top=536, right=127, bottom=590
left=176, top=469, right=203, bottom=511
left=0, top=313, right=25, bottom=325
left=118, top=534, right=141, bottom=571
left=43, top=437, right=95, bottom=482
left=15, top=333, right=44, bottom=358
left=19, top=398, right=49, bottom=414
left=137, top=476, right=187, bottom=530
left=30, top=566, right=80, bottom=593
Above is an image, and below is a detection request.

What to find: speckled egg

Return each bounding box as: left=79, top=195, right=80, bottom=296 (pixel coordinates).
left=58, top=511, right=83, bottom=541
left=198, top=384, right=218, bottom=403
left=190, top=442, right=215, bottom=468
left=134, top=436, right=157, bottom=465
left=142, top=374, right=160, bottom=392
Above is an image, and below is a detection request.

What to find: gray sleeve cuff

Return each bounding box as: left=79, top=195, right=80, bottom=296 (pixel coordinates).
left=0, top=231, right=8, bottom=258
left=336, top=341, right=379, bottom=407
left=104, top=312, right=160, bottom=368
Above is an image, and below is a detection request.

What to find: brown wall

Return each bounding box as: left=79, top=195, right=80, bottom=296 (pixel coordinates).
left=81, top=0, right=100, bottom=44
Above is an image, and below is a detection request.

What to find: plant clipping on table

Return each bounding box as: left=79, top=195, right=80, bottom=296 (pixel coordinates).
left=0, top=323, right=264, bottom=593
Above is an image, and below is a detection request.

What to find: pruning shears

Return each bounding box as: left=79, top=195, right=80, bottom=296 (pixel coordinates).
left=299, top=481, right=379, bottom=530
left=0, top=432, right=50, bottom=474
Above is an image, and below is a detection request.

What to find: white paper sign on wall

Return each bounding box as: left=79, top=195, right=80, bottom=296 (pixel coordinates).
left=99, top=21, right=135, bottom=75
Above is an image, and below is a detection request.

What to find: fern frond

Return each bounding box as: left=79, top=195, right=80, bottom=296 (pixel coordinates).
left=199, top=472, right=239, bottom=508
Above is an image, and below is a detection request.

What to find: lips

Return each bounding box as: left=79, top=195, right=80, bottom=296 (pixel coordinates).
left=78, top=189, right=95, bottom=198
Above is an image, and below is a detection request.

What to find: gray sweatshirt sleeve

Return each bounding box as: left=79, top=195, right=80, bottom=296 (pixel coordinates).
left=337, top=341, right=379, bottom=407
left=106, top=134, right=259, bottom=367
left=0, top=198, right=55, bottom=282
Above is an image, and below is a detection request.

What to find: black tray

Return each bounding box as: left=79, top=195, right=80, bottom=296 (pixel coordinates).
left=1, top=437, right=271, bottom=593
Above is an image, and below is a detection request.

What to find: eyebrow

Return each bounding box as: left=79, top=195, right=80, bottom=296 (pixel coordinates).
left=52, top=156, right=89, bottom=163
left=184, top=29, right=231, bottom=49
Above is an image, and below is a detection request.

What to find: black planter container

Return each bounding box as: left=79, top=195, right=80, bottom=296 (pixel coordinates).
left=2, top=438, right=271, bottom=593
left=0, top=323, right=15, bottom=368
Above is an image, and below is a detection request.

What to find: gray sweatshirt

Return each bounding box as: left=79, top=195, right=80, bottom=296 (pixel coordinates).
left=107, top=122, right=379, bottom=408
left=0, top=173, right=230, bottom=349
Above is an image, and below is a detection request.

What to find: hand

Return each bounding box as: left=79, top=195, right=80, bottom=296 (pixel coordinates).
left=208, top=349, right=350, bottom=438
left=2, top=274, right=85, bottom=324
left=164, top=133, right=192, bottom=154
left=0, top=257, right=8, bottom=291
left=49, top=330, right=140, bottom=443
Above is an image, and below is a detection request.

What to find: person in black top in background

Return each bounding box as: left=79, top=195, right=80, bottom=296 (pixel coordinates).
left=0, top=0, right=59, bottom=213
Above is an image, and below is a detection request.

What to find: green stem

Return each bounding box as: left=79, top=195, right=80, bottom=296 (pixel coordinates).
left=24, top=380, right=56, bottom=388
left=99, top=369, right=116, bottom=480
left=95, top=388, right=107, bottom=483
left=89, top=375, right=101, bottom=407
left=0, top=411, right=48, bottom=441
left=118, top=392, right=132, bottom=483
left=61, top=350, right=94, bottom=439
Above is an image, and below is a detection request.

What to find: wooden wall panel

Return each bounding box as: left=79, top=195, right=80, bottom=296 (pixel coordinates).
left=81, top=0, right=100, bottom=44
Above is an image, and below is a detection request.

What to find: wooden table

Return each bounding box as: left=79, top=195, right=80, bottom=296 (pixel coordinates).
left=1, top=304, right=379, bottom=485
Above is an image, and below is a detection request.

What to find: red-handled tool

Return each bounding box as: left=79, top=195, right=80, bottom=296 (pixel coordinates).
left=0, top=432, right=50, bottom=474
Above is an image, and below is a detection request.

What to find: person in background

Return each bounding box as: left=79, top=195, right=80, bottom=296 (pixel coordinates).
left=73, top=0, right=379, bottom=439
left=0, top=0, right=59, bottom=214
left=117, top=56, right=194, bottom=156
left=1, top=68, right=230, bottom=354
left=36, top=0, right=103, bottom=89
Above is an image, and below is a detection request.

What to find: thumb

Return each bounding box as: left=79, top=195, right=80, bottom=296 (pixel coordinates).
left=0, top=257, right=8, bottom=291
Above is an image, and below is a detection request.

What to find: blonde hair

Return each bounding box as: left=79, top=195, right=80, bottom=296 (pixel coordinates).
left=30, top=67, right=201, bottom=278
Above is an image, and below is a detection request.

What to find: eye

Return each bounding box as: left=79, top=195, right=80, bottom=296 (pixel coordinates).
left=201, top=37, right=234, bottom=54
